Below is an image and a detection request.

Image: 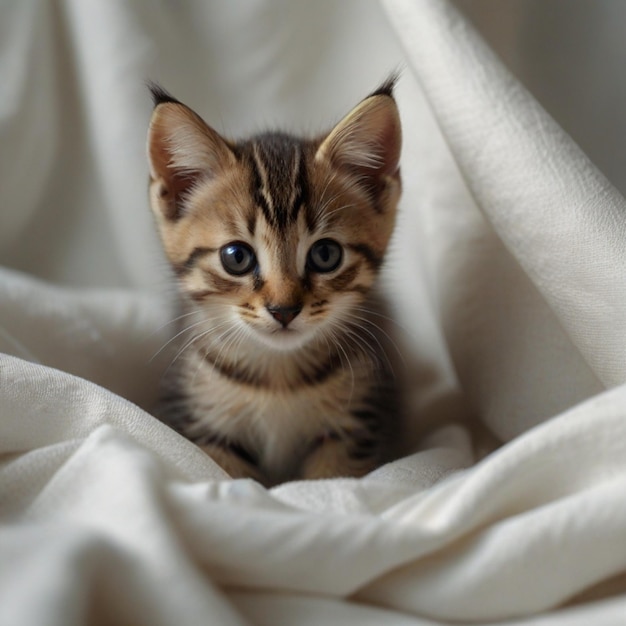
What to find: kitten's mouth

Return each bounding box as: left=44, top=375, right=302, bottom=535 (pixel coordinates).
left=269, top=326, right=299, bottom=341
left=254, top=325, right=310, bottom=351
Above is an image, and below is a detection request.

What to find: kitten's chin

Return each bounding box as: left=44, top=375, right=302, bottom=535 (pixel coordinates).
left=253, top=327, right=314, bottom=352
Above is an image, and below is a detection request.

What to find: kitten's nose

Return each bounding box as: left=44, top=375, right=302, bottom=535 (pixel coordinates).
left=267, top=304, right=302, bottom=328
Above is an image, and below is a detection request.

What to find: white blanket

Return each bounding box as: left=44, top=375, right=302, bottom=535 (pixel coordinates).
left=2, top=1, right=626, bottom=624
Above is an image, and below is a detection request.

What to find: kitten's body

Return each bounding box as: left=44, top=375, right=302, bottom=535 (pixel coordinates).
left=148, top=80, right=402, bottom=485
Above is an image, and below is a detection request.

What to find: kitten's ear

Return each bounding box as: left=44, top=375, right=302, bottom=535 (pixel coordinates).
left=315, top=78, right=401, bottom=191
left=147, top=84, right=236, bottom=220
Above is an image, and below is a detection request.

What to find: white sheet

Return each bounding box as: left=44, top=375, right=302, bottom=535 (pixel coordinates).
left=2, top=0, right=626, bottom=624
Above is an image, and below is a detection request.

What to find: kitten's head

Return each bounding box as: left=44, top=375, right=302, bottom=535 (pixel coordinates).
left=147, top=79, right=401, bottom=352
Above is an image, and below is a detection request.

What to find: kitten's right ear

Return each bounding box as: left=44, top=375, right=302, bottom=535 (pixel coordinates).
left=315, top=77, right=401, bottom=195
left=147, top=84, right=236, bottom=220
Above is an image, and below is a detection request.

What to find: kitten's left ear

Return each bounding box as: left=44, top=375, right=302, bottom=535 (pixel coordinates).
left=316, top=78, right=402, bottom=190
left=147, top=84, right=236, bottom=221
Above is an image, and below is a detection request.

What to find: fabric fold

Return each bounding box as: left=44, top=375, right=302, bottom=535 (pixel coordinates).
left=382, top=0, right=626, bottom=389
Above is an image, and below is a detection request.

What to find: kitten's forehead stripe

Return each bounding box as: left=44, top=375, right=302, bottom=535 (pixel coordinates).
left=246, top=149, right=274, bottom=228
left=290, top=144, right=309, bottom=224
left=240, top=133, right=310, bottom=232
left=251, top=142, right=276, bottom=214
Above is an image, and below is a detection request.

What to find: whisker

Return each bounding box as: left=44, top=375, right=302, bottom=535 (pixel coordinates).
left=344, top=322, right=395, bottom=379
left=351, top=304, right=418, bottom=341
left=163, top=317, right=233, bottom=375
left=344, top=324, right=384, bottom=369
left=203, top=322, right=246, bottom=387
left=327, top=326, right=355, bottom=405
left=342, top=324, right=381, bottom=364
left=346, top=310, right=407, bottom=367
left=322, top=202, right=355, bottom=222
left=149, top=310, right=200, bottom=338
left=150, top=317, right=207, bottom=362
left=195, top=326, right=234, bottom=386
left=346, top=313, right=394, bottom=349
left=315, top=172, right=338, bottom=217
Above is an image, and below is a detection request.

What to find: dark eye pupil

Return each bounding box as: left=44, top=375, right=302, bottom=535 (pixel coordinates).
left=318, top=246, right=331, bottom=263
left=308, top=239, right=342, bottom=273
left=221, top=243, right=255, bottom=275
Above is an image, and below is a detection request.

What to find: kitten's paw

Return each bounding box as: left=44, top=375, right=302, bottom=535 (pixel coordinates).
left=299, top=434, right=380, bottom=480
left=200, top=444, right=267, bottom=485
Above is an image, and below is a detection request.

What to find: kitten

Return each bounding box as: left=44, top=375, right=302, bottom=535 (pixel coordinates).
left=147, top=78, right=402, bottom=486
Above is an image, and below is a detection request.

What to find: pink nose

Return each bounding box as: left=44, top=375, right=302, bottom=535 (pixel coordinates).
left=266, top=304, right=302, bottom=327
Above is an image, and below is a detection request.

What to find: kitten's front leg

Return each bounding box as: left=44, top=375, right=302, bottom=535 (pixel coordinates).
left=200, top=444, right=267, bottom=486
left=299, top=430, right=381, bottom=480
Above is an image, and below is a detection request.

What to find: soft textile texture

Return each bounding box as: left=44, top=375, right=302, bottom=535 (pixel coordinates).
left=2, top=0, right=626, bottom=624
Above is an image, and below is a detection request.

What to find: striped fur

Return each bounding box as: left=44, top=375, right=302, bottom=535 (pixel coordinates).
left=147, top=79, right=403, bottom=485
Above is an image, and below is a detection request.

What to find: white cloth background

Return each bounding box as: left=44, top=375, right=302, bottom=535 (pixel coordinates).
left=2, top=0, right=626, bottom=624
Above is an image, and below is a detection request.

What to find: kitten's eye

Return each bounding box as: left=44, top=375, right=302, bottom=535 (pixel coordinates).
left=307, top=239, right=343, bottom=273
left=220, top=242, right=256, bottom=275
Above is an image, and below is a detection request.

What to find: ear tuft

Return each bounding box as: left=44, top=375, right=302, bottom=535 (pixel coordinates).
left=366, top=72, right=399, bottom=99
left=316, top=77, right=402, bottom=190
left=147, top=81, right=182, bottom=107
left=147, top=88, right=235, bottom=220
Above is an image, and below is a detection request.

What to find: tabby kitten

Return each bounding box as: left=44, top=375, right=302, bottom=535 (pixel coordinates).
left=147, top=78, right=402, bottom=486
